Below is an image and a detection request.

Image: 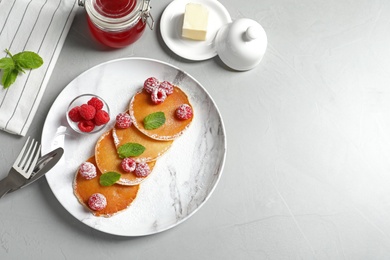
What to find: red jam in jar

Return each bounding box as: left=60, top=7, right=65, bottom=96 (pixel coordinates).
left=83, top=0, right=153, bottom=48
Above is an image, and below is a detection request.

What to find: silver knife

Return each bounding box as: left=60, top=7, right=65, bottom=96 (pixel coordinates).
left=8, top=147, right=64, bottom=193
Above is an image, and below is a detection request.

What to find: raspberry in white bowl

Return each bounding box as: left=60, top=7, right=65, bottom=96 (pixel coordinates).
left=66, top=94, right=111, bottom=134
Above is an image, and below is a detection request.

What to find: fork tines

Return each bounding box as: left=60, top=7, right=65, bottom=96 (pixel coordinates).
left=15, top=137, right=41, bottom=178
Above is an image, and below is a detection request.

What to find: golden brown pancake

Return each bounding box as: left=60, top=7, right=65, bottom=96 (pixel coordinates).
left=112, top=122, right=172, bottom=162
left=95, top=130, right=156, bottom=186
left=129, top=87, right=193, bottom=140
left=73, top=156, right=139, bottom=217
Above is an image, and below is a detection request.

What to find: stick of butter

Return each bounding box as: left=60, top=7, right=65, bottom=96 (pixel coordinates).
left=182, top=3, right=209, bottom=41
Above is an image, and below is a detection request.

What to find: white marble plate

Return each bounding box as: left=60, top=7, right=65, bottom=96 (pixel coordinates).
left=41, top=58, right=226, bottom=236
left=160, top=0, right=231, bottom=60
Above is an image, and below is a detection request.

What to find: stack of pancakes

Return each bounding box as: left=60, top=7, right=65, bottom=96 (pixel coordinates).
left=73, top=85, right=193, bottom=217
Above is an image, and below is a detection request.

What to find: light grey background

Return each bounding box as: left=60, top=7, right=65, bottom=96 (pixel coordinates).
left=1, top=0, right=390, bottom=259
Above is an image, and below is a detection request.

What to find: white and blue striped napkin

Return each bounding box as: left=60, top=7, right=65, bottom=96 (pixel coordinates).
left=0, top=0, right=78, bottom=136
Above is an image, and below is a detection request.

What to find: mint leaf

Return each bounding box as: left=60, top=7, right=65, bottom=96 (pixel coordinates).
left=118, top=143, right=146, bottom=158
left=0, top=49, right=43, bottom=89
left=99, top=172, right=121, bottom=186
left=144, top=111, right=166, bottom=130
left=0, top=57, right=14, bottom=70
left=13, top=51, right=43, bottom=69
left=1, top=68, right=19, bottom=89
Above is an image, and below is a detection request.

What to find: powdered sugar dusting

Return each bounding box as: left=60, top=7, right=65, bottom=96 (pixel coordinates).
left=112, top=128, right=120, bottom=146
left=117, top=177, right=145, bottom=185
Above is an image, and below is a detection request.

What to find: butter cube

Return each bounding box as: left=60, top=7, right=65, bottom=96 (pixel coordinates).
left=182, top=3, right=209, bottom=41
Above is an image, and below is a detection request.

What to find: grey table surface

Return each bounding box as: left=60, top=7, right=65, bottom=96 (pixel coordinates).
left=1, top=0, right=390, bottom=259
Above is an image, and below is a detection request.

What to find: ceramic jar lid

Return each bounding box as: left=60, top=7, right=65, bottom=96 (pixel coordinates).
left=215, top=18, right=267, bottom=71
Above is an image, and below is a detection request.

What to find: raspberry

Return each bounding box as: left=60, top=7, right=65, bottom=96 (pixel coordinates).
left=79, top=162, right=97, bottom=179
left=68, top=106, right=82, bottom=122
left=116, top=112, right=132, bottom=128
left=159, top=81, right=174, bottom=95
left=88, top=193, right=107, bottom=211
left=78, top=120, right=95, bottom=132
left=79, top=104, right=96, bottom=120
left=121, top=158, right=136, bottom=173
left=87, top=97, right=104, bottom=110
left=175, top=104, right=193, bottom=120
left=144, top=77, right=159, bottom=94
left=151, top=87, right=167, bottom=104
left=94, top=110, right=110, bottom=126
left=134, top=162, right=151, bottom=177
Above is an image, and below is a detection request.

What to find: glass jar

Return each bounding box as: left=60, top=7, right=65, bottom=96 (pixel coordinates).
left=79, top=0, right=154, bottom=48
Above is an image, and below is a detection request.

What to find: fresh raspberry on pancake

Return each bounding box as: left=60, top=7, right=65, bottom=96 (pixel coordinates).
left=79, top=162, right=97, bottom=179
left=116, top=112, right=132, bottom=128
left=88, top=193, right=107, bottom=211
left=159, top=81, right=174, bottom=95
left=121, top=158, right=137, bottom=173
left=134, top=162, right=151, bottom=177
left=175, top=104, right=193, bottom=120
left=143, top=77, right=160, bottom=94
left=151, top=87, right=167, bottom=104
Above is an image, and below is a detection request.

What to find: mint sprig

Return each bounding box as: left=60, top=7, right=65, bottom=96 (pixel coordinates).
left=100, top=172, right=121, bottom=186
left=0, top=49, right=43, bottom=89
left=144, top=111, right=166, bottom=130
left=117, top=142, right=146, bottom=158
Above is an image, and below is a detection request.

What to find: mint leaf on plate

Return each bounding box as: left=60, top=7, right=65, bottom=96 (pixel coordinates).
left=144, top=111, right=166, bottom=130
left=100, top=172, right=121, bottom=186
left=117, top=143, right=146, bottom=158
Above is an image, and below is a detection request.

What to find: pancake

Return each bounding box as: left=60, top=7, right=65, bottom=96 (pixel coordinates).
left=129, top=87, right=193, bottom=140
left=95, top=130, right=156, bottom=186
left=73, top=156, right=139, bottom=217
left=112, top=121, right=173, bottom=162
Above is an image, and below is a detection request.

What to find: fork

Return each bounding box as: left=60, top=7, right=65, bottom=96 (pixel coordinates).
left=0, top=137, right=41, bottom=198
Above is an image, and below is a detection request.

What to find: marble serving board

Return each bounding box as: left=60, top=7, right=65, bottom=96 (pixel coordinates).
left=41, top=58, right=226, bottom=236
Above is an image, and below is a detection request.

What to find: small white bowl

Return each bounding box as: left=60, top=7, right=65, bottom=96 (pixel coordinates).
left=66, top=94, right=110, bottom=134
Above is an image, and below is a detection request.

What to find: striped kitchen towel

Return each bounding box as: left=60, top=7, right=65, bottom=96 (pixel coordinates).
left=0, top=0, right=78, bottom=136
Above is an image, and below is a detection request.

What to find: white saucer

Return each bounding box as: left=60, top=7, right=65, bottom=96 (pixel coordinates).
left=160, top=0, right=232, bottom=61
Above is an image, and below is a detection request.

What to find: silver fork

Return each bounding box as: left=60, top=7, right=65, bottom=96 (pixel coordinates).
left=0, top=137, right=41, bottom=198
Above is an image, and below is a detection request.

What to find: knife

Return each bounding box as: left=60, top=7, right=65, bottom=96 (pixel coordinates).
left=8, top=147, right=64, bottom=193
